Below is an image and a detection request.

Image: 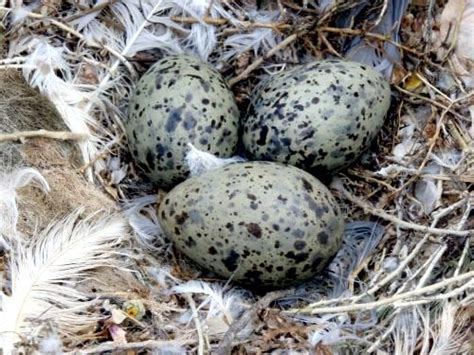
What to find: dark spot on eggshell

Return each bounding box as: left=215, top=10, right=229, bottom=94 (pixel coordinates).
left=185, top=236, right=196, bottom=248
left=318, top=231, right=329, bottom=244
left=301, top=178, right=313, bottom=192
left=247, top=223, right=262, bottom=238
left=285, top=251, right=309, bottom=263
left=222, top=250, right=240, bottom=272
left=257, top=125, right=269, bottom=146
left=157, top=162, right=345, bottom=288
left=294, top=240, right=306, bottom=250
left=175, top=211, right=189, bottom=225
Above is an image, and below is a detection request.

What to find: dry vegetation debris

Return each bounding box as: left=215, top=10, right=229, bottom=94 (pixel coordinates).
left=0, top=0, right=472, bottom=353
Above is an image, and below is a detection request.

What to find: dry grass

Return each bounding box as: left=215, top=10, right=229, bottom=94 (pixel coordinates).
left=0, top=0, right=472, bottom=353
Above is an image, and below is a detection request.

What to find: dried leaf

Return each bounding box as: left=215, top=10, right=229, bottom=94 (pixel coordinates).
left=109, top=324, right=128, bottom=345
left=403, top=72, right=423, bottom=91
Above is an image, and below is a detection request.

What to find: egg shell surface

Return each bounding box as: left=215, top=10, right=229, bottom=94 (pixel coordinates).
left=126, top=55, right=240, bottom=187
left=158, top=161, right=345, bottom=287
left=242, top=60, right=391, bottom=174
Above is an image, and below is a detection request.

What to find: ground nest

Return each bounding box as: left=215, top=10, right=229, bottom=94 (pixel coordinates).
left=0, top=1, right=472, bottom=354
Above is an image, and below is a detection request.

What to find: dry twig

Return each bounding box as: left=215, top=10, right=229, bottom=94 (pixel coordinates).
left=287, top=271, right=474, bottom=314
left=228, top=33, right=299, bottom=86
left=184, top=294, right=206, bottom=355
left=170, top=16, right=291, bottom=32
left=70, top=339, right=195, bottom=354
left=0, top=129, right=88, bottom=142
left=333, top=181, right=472, bottom=237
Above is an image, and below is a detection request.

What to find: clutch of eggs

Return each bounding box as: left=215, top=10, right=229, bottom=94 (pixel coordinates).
left=126, top=55, right=391, bottom=287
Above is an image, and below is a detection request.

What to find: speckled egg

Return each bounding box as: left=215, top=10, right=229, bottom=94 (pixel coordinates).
left=242, top=60, right=391, bottom=174
left=126, top=55, right=240, bottom=187
left=158, top=161, right=345, bottom=288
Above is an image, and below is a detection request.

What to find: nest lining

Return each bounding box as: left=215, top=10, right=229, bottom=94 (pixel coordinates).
left=0, top=0, right=472, bottom=353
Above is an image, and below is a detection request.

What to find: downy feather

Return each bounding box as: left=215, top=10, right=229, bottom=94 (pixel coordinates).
left=185, top=143, right=245, bottom=176
left=0, top=211, right=128, bottom=353
left=172, top=0, right=242, bottom=60
left=0, top=168, right=49, bottom=247
left=220, top=10, right=281, bottom=62
left=307, top=314, right=366, bottom=347
left=172, top=280, right=247, bottom=323
left=124, top=194, right=165, bottom=250
left=429, top=302, right=469, bottom=355
left=326, top=221, right=385, bottom=297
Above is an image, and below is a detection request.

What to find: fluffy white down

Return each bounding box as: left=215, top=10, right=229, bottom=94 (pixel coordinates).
left=185, top=143, right=245, bottom=176
left=0, top=168, right=49, bottom=247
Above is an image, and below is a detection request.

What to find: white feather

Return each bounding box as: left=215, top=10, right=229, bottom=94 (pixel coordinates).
left=0, top=211, right=129, bottom=353
left=172, top=280, right=246, bottom=324
left=10, top=0, right=40, bottom=25
left=110, top=0, right=182, bottom=57
left=185, top=143, right=245, bottom=176
left=392, top=308, right=419, bottom=355
left=414, top=169, right=442, bottom=215
left=38, top=332, right=62, bottom=354
left=308, top=314, right=365, bottom=346
left=430, top=149, right=463, bottom=170
left=429, top=302, right=468, bottom=355
left=124, top=195, right=165, bottom=250
left=220, top=11, right=281, bottom=62
left=392, top=123, right=418, bottom=162
left=172, top=0, right=242, bottom=60
left=326, top=221, right=385, bottom=297
left=11, top=38, right=104, bottom=176
left=0, top=168, right=49, bottom=246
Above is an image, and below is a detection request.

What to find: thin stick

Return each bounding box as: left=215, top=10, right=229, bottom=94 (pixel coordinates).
left=394, top=280, right=474, bottom=307
left=317, top=26, right=424, bottom=57
left=416, top=244, right=447, bottom=289
left=228, top=33, right=299, bottom=86
left=416, top=73, right=453, bottom=103
left=454, top=200, right=472, bottom=278
left=184, top=294, right=206, bottom=355
left=0, top=129, right=88, bottom=142
left=394, top=85, right=464, bottom=120
left=64, top=0, right=118, bottom=23
left=334, top=183, right=472, bottom=237
left=286, top=271, right=474, bottom=314
left=170, top=15, right=291, bottom=31
left=319, top=33, right=343, bottom=58
left=69, top=339, right=194, bottom=354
